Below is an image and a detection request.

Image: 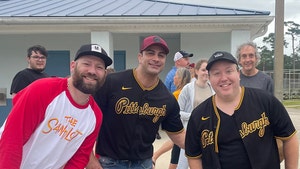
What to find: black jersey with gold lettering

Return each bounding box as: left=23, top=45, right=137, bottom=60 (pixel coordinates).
left=185, top=87, right=296, bottom=169
left=94, top=69, right=183, bottom=160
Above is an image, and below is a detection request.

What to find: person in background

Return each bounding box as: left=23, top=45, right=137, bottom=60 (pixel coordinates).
left=106, top=67, right=115, bottom=74
left=173, top=67, right=191, bottom=100
left=165, top=50, right=193, bottom=93
left=188, top=63, right=196, bottom=82
left=10, top=45, right=49, bottom=97
left=161, top=50, right=193, bottom=141
left=236, top=42, right=274, bottom=94
left=176, top=59, right=215, bottom=169
left=0, top=44, right=112, bottom=168
left=153, top=67, right=191, bottom=169
left=185, top=51, right=299, bottom=169
left=235, top=42, right=285, bottom=162
left=87, top=35, right=185, bottom=169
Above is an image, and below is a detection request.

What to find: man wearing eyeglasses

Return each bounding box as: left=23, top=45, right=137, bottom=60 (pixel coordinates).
left=10, top=45, right=49, bottom=97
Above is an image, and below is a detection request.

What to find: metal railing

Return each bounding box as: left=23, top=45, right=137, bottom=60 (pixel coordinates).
left=265, top=69, right=300, bottom=100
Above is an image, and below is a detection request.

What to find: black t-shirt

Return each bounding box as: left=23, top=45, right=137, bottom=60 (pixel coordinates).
left=10, top=68, right=49, bottom=94
left=218, top=110, right=252, bottom=169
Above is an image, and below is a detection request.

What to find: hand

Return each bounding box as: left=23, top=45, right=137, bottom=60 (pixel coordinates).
left=86, top=153, right=102, bottom=169
left=152, top=160, right=156, bottom=169
left=86, top=161, right=102, bottom=169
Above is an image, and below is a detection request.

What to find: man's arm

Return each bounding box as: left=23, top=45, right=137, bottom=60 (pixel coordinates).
left=152, top=140, right=173, bottom=162
left=167, top=130, right=185, bottom=149
left=283, top=134, right=299, bottom=169
left=188, top=157, right=203, bottom=169
left=164, top=74, right=172, bottom=91
left=11, top=93, right=17, bottom=98
left=0, top=84, right=47, bottom=168
left=86, top=152, right=102, bottom=169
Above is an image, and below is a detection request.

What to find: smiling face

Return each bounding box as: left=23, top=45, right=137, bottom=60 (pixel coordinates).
left=195, top=61, right=208, bottom=82
left=173, top=70, right=180, bottom=87
left=138, top=45, right=167, bottom=76
left=238, top=45, right=259, bottom=75
left=71, top=55, right=107, bottom=94
left=176, top=57, right=190, bottom=68
left=27, top=51, right=47, bottom=72
left=208, top=60, right=240, bottom=100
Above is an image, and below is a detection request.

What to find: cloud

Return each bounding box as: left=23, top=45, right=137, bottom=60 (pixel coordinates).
left=163, top=0, right=299, bottom=54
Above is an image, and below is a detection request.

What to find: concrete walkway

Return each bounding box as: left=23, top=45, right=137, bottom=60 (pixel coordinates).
left=153, top=107, right=300, bottom=169
left=281, top=107, right=300, bottom=169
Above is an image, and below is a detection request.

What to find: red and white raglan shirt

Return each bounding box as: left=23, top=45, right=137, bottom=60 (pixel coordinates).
left=0, top=77, right=102, bottom=169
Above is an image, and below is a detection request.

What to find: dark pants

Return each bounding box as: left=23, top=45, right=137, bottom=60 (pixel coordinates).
left=99, top=156, right=152, bottom=169
left=170, top=144, right=180, bottom=164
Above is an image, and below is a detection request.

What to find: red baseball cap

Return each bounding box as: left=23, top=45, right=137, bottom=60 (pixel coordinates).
left=140, top=35, right=169, bottom=54
left=189, top=63, right=195, bottom=68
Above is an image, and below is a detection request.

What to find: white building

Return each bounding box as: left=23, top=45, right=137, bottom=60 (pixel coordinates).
left=0, top=0, right=273, bottom=125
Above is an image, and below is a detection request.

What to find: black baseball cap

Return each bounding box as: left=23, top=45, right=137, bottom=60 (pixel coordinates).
left=173, top=50, right=193, bottom=62
left=206, top=51, right=238, bottom=71
left=74, top=44, right=113, bottom=68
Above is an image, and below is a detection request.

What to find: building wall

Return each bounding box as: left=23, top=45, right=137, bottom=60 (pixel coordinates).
left=0, top=33, right=90, bottom=98
left=181, top=32, right=232, bottom=63
left=112, top=32, right=235, bottom=81
left=0, top=31, right=250, bottom=125
left=0, top=32, right=238, bottom=99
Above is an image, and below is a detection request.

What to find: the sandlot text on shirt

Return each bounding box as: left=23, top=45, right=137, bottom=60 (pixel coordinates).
left=42, top=116, right=83, bottom=141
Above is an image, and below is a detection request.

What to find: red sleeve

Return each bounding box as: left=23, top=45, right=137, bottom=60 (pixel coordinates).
left=64, top=99, right=102, bottom=168
left=0, top=78, right=61, bottom=168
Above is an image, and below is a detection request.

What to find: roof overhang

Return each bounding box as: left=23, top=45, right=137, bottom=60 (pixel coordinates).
left=0, top=15, right=274, bottom=39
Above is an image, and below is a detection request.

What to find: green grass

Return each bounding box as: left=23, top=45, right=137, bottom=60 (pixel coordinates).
left=282, top=99, right=300, bottom=109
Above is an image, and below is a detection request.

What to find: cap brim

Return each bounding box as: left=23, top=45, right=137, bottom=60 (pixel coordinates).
left=157, top=44, right=169, bottom=54
left=206, top=58, right=236, bottom=71
left=183, top=54, right=193, bottom=58
left=76, top=51, right=112, bottom=67
left=141, top=43, right=169, bottom=54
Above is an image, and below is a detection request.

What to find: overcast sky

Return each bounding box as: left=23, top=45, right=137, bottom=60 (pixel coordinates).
left=162, top=0, right=300, bottom=54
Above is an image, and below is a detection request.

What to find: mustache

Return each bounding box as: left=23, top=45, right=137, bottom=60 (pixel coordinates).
left=84, top=72, right=98, bottom=80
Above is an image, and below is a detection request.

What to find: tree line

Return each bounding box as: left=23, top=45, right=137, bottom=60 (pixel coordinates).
left=257, top=21, right=300, bottom=71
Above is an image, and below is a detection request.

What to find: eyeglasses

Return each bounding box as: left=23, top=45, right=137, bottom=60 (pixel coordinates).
left=31, top=56, right=47, bottom=60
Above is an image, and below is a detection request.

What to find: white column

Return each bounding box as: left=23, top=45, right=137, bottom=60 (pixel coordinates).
left=91, top=32, right=114, bottom=66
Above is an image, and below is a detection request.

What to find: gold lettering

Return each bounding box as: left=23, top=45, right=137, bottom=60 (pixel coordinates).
left=65, top=116, right=78, bottom=127
left=42, top=117, right=83, bottom=142
left=201, top=129, right=214, bottom=148
left=42, top=118, right=59, bottom=134
left=65, top=130, right=82, bottom=141
left=115, top=97, right=139, bottom=114
left=239, top=112, right=270, bottom=138
left=115, top=97, right=167, bottom=123
left=53, top=123, right=67, bottom=136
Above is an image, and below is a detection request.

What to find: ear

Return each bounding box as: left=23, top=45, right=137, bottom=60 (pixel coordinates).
left=26, top=56, right=30, bottom=63
left=70, top=61, right=76, bottom=74
left=137, top=52, right=143, bottom=63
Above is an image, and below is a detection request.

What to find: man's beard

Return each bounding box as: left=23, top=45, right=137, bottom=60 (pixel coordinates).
left=72, top=67, right=104, bottom=94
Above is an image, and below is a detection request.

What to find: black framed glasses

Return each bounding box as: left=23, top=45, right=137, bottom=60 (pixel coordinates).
left=31, top=55, right=47, bottom=60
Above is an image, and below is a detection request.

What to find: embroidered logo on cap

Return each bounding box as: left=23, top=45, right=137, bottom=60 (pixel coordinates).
left=153, top=36, right=161, bottom=43
left=213, top=52, right=223, bottom=58
left=91, top=44, right=102, bottom=53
